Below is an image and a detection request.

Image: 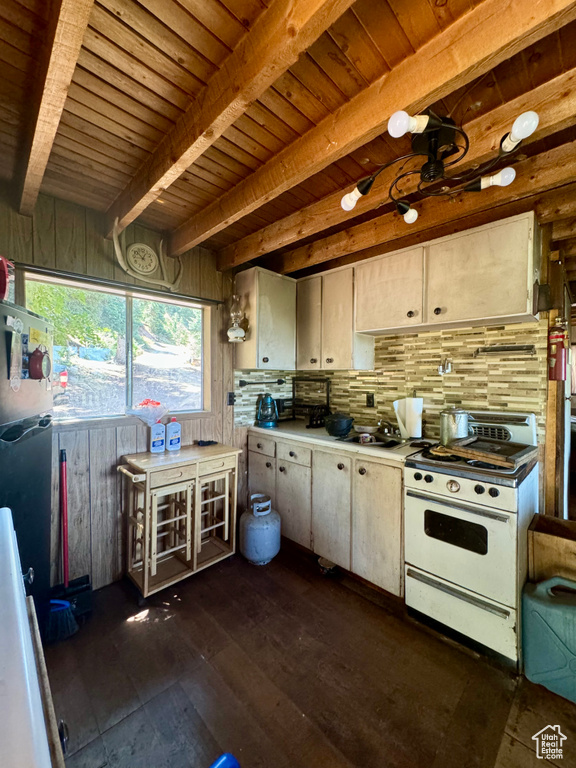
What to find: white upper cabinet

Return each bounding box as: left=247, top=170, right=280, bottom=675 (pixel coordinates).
left=354, top=212, right=539, bottom=335
left=426, top=214, right=537, bottom=326
left=355, top=247, right=424, bottom=332
left=235, top=267, right=296, bottom=370
left=296, top=276, right=322, bottom=370
left=297, top=268, right=374, bottom=371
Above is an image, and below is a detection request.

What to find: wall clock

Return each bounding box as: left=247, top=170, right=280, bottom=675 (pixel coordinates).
left=126, top=243, right=159, bottom=275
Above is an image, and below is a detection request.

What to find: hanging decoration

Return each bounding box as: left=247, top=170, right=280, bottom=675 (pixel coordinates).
left=112, top=218, right=183, bottom=292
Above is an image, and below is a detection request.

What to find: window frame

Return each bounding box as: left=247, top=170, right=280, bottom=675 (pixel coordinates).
left=24, top=271, right=213, bottom=426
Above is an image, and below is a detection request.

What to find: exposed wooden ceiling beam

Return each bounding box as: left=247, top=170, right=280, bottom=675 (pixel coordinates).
left=105, top=0, right=356, bottom=236
left=273, top=140, right=576, bottom=273
left=556, top=237, right=576, bottom=257
left=170, top=0, right=576, bottom=256
left=19, top=0, right=94, bottom=216
left=276, top=183, right=576, bottom=276
left=553, top=217, right=576, bottom=240
left=217, top=66, right=576, bottom=270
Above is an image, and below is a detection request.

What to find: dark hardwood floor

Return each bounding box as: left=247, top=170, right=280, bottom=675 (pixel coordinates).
left=45, top=546, right=576, bottom=768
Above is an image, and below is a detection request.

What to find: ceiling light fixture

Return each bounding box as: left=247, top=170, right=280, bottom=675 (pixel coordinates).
left=339, top=109, right=539, bottom=223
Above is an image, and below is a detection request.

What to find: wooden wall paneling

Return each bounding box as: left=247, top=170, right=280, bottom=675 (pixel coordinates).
left=59, top=430, right=91, bottom=582
left=32, top=193, right=56, bottom=268
left=8, top=200, right=33, bottom=264
left=85, top=208, right=114, bottom=280
left=54, top=198, right=87, bottom=274
left=0, top=187, right=10, bottom=257
left=199, top=247, right=223, bottom=301
left=116, top=424, right=138, bottom=579
left=50, top=430, right=60, bottom=586
left=135, top=422, right=148, bottom=453
left=89, top=426, right=119, bottom=589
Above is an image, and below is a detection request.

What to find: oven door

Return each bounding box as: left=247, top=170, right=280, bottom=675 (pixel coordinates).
left=404, top=489, right=517, bottom=606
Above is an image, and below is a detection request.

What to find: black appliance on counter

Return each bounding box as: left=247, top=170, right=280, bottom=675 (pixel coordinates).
left=1, top=301, right=53, bottom=634
left=291, top=377, right=331, bottom=428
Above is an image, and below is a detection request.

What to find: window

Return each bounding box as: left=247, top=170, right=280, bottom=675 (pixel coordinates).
left=25, top=275, right=206, bottom=421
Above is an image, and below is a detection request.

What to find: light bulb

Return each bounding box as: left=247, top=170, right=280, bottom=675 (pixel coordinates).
left=341, top=188, right=361, bottom=211
left=403, top=207, right=418, bottom=224
left=490, top=167, right=516, bottom=187
left=388, top=110, right=412, bottom=138
left=510, top=111, right=539, bottom=142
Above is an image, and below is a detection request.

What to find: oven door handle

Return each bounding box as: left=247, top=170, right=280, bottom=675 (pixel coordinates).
left=406, top=490, right=511, bottom=523
left=406, top=568, right=511, bottom=619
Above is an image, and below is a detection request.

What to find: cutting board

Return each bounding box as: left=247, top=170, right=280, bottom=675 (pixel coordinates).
left=431, top=436, right=536, bottom=468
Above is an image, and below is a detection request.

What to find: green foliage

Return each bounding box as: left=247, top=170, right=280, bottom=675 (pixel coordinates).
left=26, top=281, right=202, bottom=356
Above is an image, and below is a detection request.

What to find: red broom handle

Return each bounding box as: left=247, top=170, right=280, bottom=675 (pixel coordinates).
left=60, top=449, right=69, bottom=588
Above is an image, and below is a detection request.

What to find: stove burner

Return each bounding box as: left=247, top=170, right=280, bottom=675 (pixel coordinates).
left=420, top=449, right=461, bottom=462
left=465, top=459, right=505, bottom=471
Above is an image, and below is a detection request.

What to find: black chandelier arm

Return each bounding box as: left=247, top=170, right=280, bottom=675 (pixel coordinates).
left=368, top=151, right=430, bottom=181
left=388, top=168, right=423, bottom=203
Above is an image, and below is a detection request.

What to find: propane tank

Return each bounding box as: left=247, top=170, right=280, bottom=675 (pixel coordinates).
left=548, top=319, right=568, bottom=381
left=240, top=494, right=281, bottom=565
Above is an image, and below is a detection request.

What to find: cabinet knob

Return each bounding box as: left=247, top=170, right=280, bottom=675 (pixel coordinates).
left=326, top=357, right=334, bottom=364
left=433, top=307, right=442, bottom=315
left=279, top=466, right=286, bottom=473
left=257, top=442, right=263, bottom=449
left=406, top=310, right=415, bottom=318
left=358, top=467, right=367, bottom=475
left=310, top=358, right=317, bottom=364
left=289, top=450, right=295, bottom=457
left=23, top=567, right=34, bottom=585
left=337, top=463, right=345, bottom=470
left=266, top=461, right=272, bottom=468
left=262, top=356, right=269, bottom=363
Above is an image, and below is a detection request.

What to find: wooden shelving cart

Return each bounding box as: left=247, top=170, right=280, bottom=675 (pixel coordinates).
left=118, top=445, right=241, bottom=597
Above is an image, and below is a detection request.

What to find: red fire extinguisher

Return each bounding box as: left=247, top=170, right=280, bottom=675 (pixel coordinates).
left=548, top=319, right=568, bottom=381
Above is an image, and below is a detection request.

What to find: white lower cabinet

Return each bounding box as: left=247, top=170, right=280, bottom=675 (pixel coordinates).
left=352, top=459, right=402, bottom=596
left=247, top=432, right=404, bottom=596
left=276, top=460, right=312, bottom=548
left=311, top=450, right=351, bottom=569
left=248, top=450, right=276, bottom=502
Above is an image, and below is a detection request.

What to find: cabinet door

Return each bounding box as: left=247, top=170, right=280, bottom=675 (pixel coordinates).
left=355, top=248, right=424, bottom=331
left=311, top=450, right=351, bottom=568
left=257, top=270, right=296, bottom=369
left=352, top=460, right=402, bottom=596
left=248, top=451, right=276, bottom=504
left=321, top=269, right=353, bottom=370
left=296, top=277, right=322, bottom=370
left=276, top=461, right=311, bottom=548
left=426, top=217, right=532, bottom=325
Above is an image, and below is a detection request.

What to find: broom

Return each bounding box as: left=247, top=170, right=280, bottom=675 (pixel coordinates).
left=46, top=450, right=78, bottom=643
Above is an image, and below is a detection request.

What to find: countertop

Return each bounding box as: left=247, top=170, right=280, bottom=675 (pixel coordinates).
left=122, top=444, right=242, bottom=472
left=249, top=421, right=428, bottom=464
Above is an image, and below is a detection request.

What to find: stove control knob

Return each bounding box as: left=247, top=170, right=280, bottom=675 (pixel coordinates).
left=446, top=480, right=460, bottom=493
left=489, top=487, right=500, bottom=498
left=474, top=484, right=485, bottom=494
left=424, top=474, right=434, bottom=483
left=414, top=472, right=423, bottom=481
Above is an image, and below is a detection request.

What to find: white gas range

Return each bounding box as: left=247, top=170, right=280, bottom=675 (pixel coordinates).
left=403, top=411, right=539, bottom=663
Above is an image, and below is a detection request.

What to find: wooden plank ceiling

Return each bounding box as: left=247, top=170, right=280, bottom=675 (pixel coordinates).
left=1, top=0, right=576, bottom=285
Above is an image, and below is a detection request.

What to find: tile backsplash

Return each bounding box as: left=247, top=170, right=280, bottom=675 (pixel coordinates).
left=234, top=318, right=548, bottom=441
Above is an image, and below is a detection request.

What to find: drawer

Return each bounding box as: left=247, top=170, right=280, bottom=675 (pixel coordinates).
left=248, top=434, right=276, bottom=457
left=405, top=565, right=518, bottom=660
left=277, top=441, right=311, bottom=467
left=199, top=454, right=236, bottom=477
left=150, top=464, right=196, bottom=488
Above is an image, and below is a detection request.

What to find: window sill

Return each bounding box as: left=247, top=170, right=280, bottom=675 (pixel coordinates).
left=54, top=410, right=214, bottom=432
